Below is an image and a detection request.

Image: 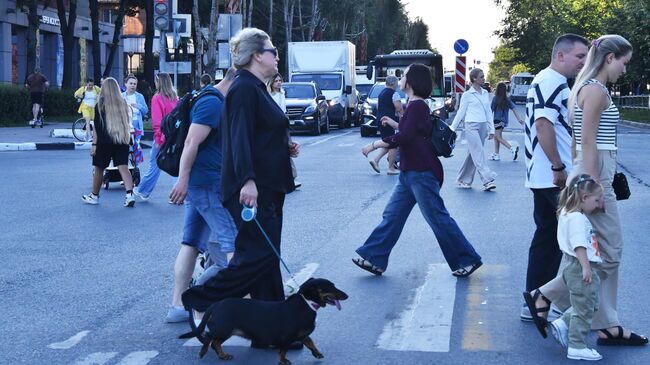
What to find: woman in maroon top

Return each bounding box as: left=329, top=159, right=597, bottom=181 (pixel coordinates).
left=353, top=63, right=482, bottom=277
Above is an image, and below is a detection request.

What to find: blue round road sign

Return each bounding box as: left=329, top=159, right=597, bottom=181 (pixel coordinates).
left=454, top=39, right=469, bottom=55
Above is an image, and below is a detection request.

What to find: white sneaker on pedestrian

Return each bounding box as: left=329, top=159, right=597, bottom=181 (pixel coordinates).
left=550, top=318, right=569, bottom=348
left=165, top=306, right=189, bottom=323
left=82, top=193, right=99, bottom=205
left=124, top=192, right=135, bottom=207
left=483, top=180, right=496, bottom=191
left=511, top=146, right=519, bottom=160
left=489, top=153, right=500, bottom=161
left=28, top=119, right=35, bottom=126
left=133, top=188, right=149, bottom=201
left=456, top=181, right=472, bottom=189
left=567, top=347, right=602, bottom=361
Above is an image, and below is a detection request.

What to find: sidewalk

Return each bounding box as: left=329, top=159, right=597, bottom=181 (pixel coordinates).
left=0, top=121, right=152, bottom=152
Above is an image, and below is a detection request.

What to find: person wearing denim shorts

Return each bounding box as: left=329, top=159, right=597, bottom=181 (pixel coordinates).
left=166, top=70, right=237, bottom=323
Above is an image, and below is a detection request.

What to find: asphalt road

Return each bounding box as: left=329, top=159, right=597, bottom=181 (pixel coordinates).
left=1, top=110, right=649, bottom=364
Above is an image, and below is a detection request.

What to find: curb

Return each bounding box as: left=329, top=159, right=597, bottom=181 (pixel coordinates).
left=620, top=119, right=650, bottom=129
left=0, top=142, right=91, bottom=152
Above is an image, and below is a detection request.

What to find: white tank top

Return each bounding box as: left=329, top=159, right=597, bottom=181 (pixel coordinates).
left=573, top=79, right=618, bottom=151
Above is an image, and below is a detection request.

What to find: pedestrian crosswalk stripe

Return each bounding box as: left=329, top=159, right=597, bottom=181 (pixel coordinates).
left=114, top=351, right=158, bottom=365
left=47, top=330, right=90, bottom=349
left=72, top=352, right=118, bottom=365
left=376, top=264, right=456, bottom=352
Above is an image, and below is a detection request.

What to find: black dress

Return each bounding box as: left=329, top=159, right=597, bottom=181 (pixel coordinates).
left=182, top=69, right=295, bottom=312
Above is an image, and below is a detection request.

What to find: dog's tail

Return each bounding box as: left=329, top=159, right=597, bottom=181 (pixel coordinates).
left=178, top=310, right=211, bottom=340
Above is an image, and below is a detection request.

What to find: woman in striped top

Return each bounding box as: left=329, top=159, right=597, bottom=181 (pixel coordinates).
left=531, top=35, right=648, bottom=347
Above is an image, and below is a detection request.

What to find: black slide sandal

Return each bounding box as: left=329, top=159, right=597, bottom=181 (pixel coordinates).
left=352, top=258, right=384, bottom=276
left=597, top=326, right=649, bottom=346
left=522, top=290, right=550, bottom=338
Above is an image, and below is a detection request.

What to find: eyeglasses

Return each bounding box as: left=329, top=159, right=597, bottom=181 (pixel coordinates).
left=260, top=47, right=278, bottom=57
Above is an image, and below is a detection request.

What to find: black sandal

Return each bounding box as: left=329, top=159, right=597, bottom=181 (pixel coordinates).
left=452, top=262, right=483, bottom=278
left=597, top=326, right=649, bottom=346
left=352, top=258, right=384, bottom=276
left=522, top=290, right=550, bottom=338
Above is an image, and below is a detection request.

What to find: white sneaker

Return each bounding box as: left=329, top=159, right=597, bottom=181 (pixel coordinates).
left=511, top=146, right=519, bottom=160
left=567, top=347, right=602, bottom=361
left=456, top=181, right=472, bottom=189
left=483, top=180, right=496, bottom=191
left=124, top=193, right=135, bottom=207
left=550, top=318, right=569, bottom=348
left=133, top=188, right=149, bottom=201
left=28, top=119, right=35, bottom=126
left=489, top=153, right=500, bottom=161
left=82, top=193, right=99, bottom=205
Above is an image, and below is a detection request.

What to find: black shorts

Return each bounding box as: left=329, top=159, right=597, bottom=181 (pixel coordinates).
left=30, top=92, right=44, bottom=106
left=379, top=125, right=396, bottom=139
left=92, top=143, right=129, bottom=169
left=494, top=120, right=506, bottom=130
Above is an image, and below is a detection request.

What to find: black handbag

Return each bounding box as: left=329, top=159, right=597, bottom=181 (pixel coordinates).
left=612, top=172, right=630, bottom=201
left=429, top=113, right=456, bottom=158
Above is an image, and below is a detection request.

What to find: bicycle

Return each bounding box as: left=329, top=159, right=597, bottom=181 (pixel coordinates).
left=72, top=117, right=92, bottom=142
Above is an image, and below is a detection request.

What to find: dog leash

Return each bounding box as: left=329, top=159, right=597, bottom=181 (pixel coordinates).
left=242, top=206, right=301, bottom=290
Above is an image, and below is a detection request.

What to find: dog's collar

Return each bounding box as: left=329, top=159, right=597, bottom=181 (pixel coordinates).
left=300, top=294, right=320, bottom=312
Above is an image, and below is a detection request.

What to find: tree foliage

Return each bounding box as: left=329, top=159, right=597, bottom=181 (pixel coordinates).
left=493, top=0, right=649, bottom=92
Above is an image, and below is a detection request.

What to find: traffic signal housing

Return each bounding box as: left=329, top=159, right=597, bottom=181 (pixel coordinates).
left=153, top=0, right=172, bottom=31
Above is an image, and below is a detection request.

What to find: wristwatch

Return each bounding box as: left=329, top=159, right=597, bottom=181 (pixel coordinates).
left=551, top=163, right=566, bottom=172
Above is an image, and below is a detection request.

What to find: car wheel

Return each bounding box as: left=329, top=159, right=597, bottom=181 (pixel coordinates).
left=312, top=117, right=321, bottom=136
left=321, top=113, right=330, bottom=134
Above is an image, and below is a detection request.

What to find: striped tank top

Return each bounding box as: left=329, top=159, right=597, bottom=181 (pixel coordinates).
left=573, top=79, right=618, bottom=151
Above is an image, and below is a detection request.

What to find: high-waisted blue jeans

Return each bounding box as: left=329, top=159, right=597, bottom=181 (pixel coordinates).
left=356, top=170, right=482, bottom=272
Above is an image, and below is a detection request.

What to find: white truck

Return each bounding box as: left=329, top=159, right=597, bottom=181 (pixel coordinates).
left=510, top=72, right=534, bottom=103
left=287, top=41, right=357, bottom=128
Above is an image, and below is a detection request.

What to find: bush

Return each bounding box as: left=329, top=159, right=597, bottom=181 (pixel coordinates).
left=0, top=84, right=78, bottom=126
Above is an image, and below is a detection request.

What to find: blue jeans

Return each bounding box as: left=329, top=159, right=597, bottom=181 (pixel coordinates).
left=182, top=185, right=237, bottom=269
left=137, top=143, right=163, bottom=197
left=356, top=170, right=482, bottom=271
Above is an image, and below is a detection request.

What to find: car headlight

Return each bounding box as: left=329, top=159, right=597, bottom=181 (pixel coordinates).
left=304, top=103, right=316, bottom=113
left=363, top=102, right=372, bottom=113
left=328, top=97, right=340, bottom=107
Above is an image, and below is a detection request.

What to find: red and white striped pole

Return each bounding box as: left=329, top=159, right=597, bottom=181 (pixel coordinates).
left=454, top=56, right=466, bottom=93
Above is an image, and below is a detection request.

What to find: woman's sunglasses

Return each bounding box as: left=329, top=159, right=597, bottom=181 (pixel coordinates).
left=260, top=47, right=278, bottom=57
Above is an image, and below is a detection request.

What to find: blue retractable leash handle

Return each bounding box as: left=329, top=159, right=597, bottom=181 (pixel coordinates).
left=241, top=205, right=300, bottom=289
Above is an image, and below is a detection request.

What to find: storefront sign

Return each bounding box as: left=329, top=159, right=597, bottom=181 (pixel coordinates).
left=40, top=15, right=61, bottom=27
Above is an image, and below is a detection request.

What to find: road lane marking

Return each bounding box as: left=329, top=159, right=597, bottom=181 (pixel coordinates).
left=183, top=263, right=320, bottom=348
left=284, top=262, right=320, bottom=295
left=337, top=143, right=356, bottom=147
left=72, top=352, right=118, bottom=365
left=461, top=264, right=509, bottom=352
left=376, top=264, right=456, bottom=352
left=114, top=351, right=158, bottom=365
left=307, top=131, right=354, bottom=146
left=47, top=330, right=90, bottom=349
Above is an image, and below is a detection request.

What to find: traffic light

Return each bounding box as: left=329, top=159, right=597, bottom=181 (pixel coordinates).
left=153, top=0, right=172, bottom=31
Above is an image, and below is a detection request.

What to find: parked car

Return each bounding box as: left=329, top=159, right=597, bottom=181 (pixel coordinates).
left=359, top=82, right=406, bottom=137
left=284, top=82, right=330, bottom=135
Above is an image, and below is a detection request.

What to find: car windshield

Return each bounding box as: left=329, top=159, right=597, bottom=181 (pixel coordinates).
left=284, top=85, right=315, bottom=99
left=356, top=84, right=372, bottom=96
left=292, top=74, right=342, bottom=91
left=368, top=84, right=407, bottom=99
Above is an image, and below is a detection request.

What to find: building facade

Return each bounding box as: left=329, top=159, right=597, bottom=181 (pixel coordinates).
left=0, top=0, right=124, bottom=87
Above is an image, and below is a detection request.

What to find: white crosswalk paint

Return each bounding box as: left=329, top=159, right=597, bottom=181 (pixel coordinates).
left=308, top=131, right=354, bottom=146
left=183, top=263, right=320, bottom=348
left=72, top=352, right=119, bottom=365
left=376, top=264, right=456, bottom=352
left=114, top=351, right=158, bottom=365
left=47, top=330, right=90, bottom=349
left=337, top=143, right=356, bottom=147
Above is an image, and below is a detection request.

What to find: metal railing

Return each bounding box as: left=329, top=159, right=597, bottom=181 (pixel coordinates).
left=613, top=95, right=649, bottom=110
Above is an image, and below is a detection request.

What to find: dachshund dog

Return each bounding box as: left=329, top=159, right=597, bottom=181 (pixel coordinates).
left=179, top=278, right=348, bottom=364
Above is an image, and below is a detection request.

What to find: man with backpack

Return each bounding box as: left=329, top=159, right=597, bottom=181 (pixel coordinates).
left=166, top=69, right=238, bottom=323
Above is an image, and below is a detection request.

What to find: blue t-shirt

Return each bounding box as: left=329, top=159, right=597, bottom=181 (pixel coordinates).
left=491, top=96, right=515, bottom=123
left=189, top=85, right=225, bottom=187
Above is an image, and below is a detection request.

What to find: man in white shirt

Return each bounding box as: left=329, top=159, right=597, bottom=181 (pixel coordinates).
left=521, top=34, right=589, bottom=321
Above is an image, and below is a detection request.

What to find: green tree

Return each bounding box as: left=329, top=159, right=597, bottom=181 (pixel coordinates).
left=487, top=44, right=517, bottom=85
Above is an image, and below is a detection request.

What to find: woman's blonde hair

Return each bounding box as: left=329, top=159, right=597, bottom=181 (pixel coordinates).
left=230, top=28, right=270, bottom=69
left=568, top=34, right=632, bottom=124
left=557, top=174, right=603, bottom=216
left=98, top=77, right=131, bottom=145
left=469, top=68, right=483, bottom=83
left=156, top=72, right=177, bottom=102
left=266, top=73, right=283, bottom=93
